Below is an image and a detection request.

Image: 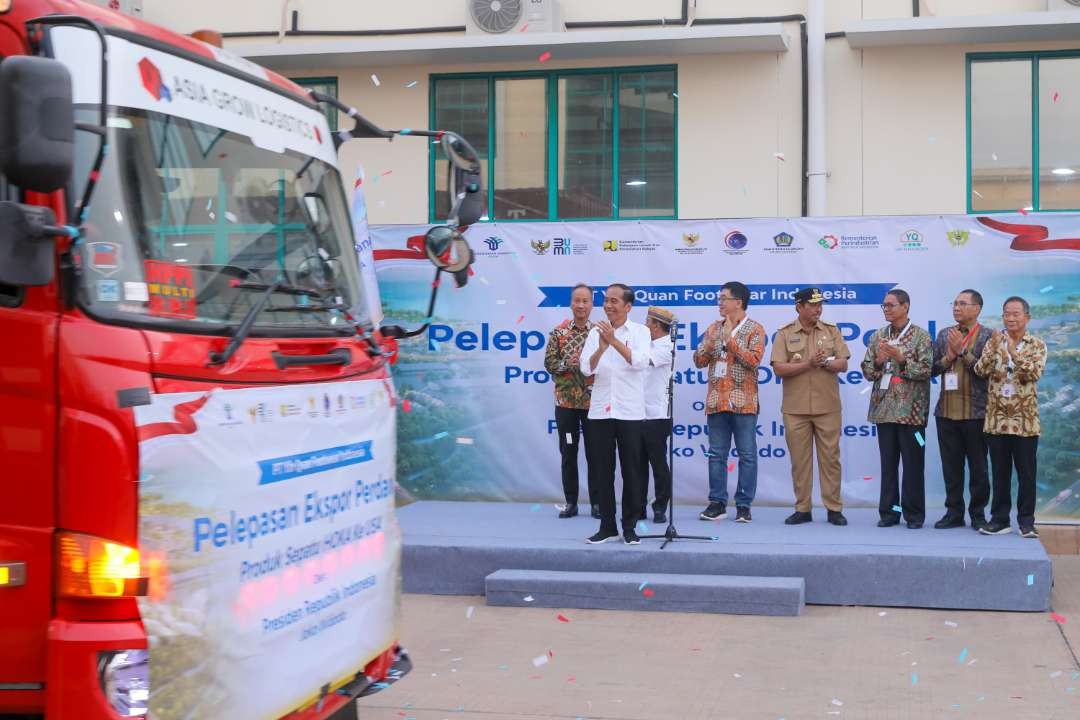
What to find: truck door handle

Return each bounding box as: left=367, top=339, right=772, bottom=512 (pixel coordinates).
left=271, top=348, right=351, bottom=369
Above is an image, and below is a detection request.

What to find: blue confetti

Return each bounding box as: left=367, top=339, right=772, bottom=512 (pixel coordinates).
left=892, top=505, right=903, bottom=513
left=405, top=80, right=418, bottom=88
left=636, top=520, right=649, bottom=532
left=399, top=128, right=413, bottom=134
left=1040, top=285, right=1054, bottom=293
left=429, top=338, right=440, bottom=351
left=432, top=431, right=449, bottom=440
left=1027, top=574, right=1034, bottom=586
left=1072, top=672, right=1080, bottom=680
left=915, top=431, right=925, bottom=447
left=977, top=557, right=984, bottom=566
left=911, top=672, right=919, bottom=686
left=957, top=647, right=968, bottom=663
left=710, top=536, right=720, bottom=541
left=638, top=580, right=649, bottom=591
left=530, top=503, right=541, bottom=512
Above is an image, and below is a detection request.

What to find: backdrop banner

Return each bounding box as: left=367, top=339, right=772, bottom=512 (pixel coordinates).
left=373, top=215, right=1080, bottom=522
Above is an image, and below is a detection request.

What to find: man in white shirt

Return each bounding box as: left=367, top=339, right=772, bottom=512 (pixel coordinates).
left=579, top=283, right=651, bottom=545
left=639, top=306, right=675, bottom=525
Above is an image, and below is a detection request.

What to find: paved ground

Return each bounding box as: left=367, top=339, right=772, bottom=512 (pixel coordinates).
left=357, top=557, right=1080, bottom=719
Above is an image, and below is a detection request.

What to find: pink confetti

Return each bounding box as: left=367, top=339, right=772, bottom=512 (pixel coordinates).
left=519, top=22, right=529, bottom=32
left=1053, top=91, right=1060, bottom=103
left=402, top=399, right=412, bottom=413
left=642, top=588, right=655, bottom=598
left=538, top=51, right=552, bottom=62
left=728, top=462, right=736, bottom=473
left=556, top=613, right=570, bottom=623
left=1051, top=612, right=1067, bottom=624
left=516, top=314, right=525, bottom=324
left=863, top=475, right=873, bottom=481
left=381, top=170, right=393, bottom=177
left=773, top=152, right=785, bottom=161
left=432, top=279, right=441, bottom=289
left=1019, top=207, right=1029, bottom=215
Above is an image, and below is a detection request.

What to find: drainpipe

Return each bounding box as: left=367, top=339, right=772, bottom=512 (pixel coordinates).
left=806, top=0, right=827, bottom=216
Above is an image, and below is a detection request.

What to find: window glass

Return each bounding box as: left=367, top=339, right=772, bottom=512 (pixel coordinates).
left=970, top=60, right=1032, bottom=211
left=1038, top=57, right=1080, bottom=210
left=618, top=70, right=676, bottom=218
left=433, top=78, right=489, bottom=220
left=558, top=74, right=613, bottom=219
left=493, top=77, right=547, bottom=219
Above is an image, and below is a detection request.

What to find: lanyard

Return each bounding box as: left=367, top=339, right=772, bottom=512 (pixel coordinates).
left=719, top=316, right=748, bottom=358
left=885, top=320, right=912, bottom=345
left=1006, top=334, right=1025, bottom=373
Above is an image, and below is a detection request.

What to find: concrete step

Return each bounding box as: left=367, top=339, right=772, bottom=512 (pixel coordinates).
left=484, top=569, right=805, bottom=616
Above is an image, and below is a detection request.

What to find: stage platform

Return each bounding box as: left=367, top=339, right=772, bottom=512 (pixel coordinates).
left=399, top=502, right=1052, bottom=612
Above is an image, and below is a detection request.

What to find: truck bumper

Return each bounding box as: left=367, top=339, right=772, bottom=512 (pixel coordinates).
left=45, top=618, right=146, bottom=720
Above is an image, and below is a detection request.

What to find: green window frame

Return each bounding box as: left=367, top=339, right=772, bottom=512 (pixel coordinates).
left=291, top=76, right=339, bottom=132
left=966, top=50, right=1080, bottom=213
left=429, top=65, right=678, bottom=222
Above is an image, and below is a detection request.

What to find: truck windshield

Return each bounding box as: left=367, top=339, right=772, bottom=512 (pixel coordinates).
left=72, top=106, right=368, bottom=334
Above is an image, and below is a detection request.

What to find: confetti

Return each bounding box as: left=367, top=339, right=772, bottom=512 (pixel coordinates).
left=1019, top=207, right=1030, bottom=215
left=636, top=520, right=649, bottom=532
left=405, top=80, right=418, bottom=88
left=402, top=399, right=412, bottom=413
left=642, top=588, right=655, bottom=598
left=1027, top=574, right=1034, bottom=586
left=1053, top=91, right=1060, bottom=102
left=911, top=673, right=919, bottom=686
left=1051, top=612, right=1067, bottom=624
left=495, top=299, right=507, bottom=305
left=432, top=431, right=449, bottom=440
left=538, top=51, right=552, bottom=62
left=977, top=557, right=984, bottom=566
left=455, top=437, right=474, bottom=445
left=861, top=384, right=874, bottom=395
left=671, top=91, right=679, bottom=98
left=557, top=613, right=570, bottom=623
left=466, top=606, right=474, bottom=619
left=944, top=620, right=958, bottom=627
left=892, top=505, right=903, bottom=513
left=831, top=699, right=843, bottom=706
left=530, top=504, right=540, bottom=512
left=478, top=276, right=490, bottom=286
left=638, top=581, right=649, bottom=591
left=381, top=170, right=393, bottom=177
left=879, top=611, right=888, bottom=617
left=992, top=152, right=999, bottom=161
left=1051, top=670, right=1063, bottom=679
left=864, top=475, right=874, bottom=481
left=519, top=22, right=529, bottom=32
left=773, top=152, right=785, bottom=161
left=516, top=314, right=525, bottom=324
left=728, top=462, right=736, bottom=473
left=532, top=654, right=549, bottom=667
left=370, top=74, right=380, bottom=86
left=733, top=673, right=742, bottom=678
left=399, top=128, right=413, bottom=135
left=524, top=595, right=534, bottom=602
left=972, top=189, right=984, bottom=199
left=915, top=431, right=925, bottom=447
left=958, top=647, right=968, bottom=663
left=1040, top=285, right=1054, bottom=293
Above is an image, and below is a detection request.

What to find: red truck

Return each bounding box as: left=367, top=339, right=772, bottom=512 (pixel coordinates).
left=0, top=2, right=482, bottom=718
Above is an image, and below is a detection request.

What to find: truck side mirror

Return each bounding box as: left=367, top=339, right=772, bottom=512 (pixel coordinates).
left=0, top=201, right=65, bottom=286
left=0, top=56, right=75, bottom=193
left=441, top=132, right=485, bottom=227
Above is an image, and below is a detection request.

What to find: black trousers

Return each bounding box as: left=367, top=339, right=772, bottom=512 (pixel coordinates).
left=877, top=422, right=926, bottom=523
left=935, top=416, right=990, bottom=522
left=986, top=433, right=1039, bottom=528
left=638, top=418, right=673, bottom=516
left=554, top=406, right=597, bottom=506
left=590, top=418, right=646, bottom=533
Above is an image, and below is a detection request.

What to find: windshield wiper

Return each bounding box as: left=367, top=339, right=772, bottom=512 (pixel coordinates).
left=207, top=279, right=328, bottom=366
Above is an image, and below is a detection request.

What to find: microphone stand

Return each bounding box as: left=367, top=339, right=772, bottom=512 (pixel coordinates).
left=639, top=321, right=714, bottom=549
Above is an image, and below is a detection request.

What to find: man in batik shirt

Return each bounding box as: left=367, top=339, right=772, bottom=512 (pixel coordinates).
left=974, top=296, right=1047, bottom=539
left=861, top=289, right=933, bottom=529
left=543, top=283, right=597, bottom=518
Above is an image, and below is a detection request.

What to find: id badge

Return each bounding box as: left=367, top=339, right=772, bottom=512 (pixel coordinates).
left=879, top=372, right=892, bottom=388
left=1002, top=383, right=1015, bottom=398
left=713, top=361, right=728, bottom=380
left=944, top=372, right=959, bottom=391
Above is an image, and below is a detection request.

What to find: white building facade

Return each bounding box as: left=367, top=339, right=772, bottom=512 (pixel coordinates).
left=137, top=0, right=1080, bottom=225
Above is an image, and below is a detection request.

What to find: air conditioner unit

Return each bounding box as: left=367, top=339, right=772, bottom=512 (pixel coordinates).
left=465, top=0, right=562, bottom=35
left=1048, top=0, right=1080, bottom=11
left=83, top=0, right=144, bottom=17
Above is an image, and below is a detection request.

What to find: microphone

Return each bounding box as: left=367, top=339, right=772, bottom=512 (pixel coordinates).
left=669, top=320, right=678, bottom=340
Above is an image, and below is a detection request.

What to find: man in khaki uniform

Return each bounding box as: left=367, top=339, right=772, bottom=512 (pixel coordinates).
left=771, top=287, right=851, bottom=526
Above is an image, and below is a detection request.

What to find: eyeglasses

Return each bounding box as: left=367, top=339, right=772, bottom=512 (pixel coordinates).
left=880, top=303, right=901, bottom=310
left=718, top=296, right=737, bottom=303
left=952, top=301, right=979, bottom=308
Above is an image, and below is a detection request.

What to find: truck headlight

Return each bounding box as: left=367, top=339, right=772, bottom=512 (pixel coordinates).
left=99, top=649, right=149, bottom=717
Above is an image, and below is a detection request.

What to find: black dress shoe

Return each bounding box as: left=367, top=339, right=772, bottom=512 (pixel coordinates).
left=827, top=510, right=848, bottom=526
left=934, top=515, right=965, bottom=529
left=591, top=505, right=601, bottom=519
left=970, top=518, right=987, bottom=532
left=906, top=521, right=923, bottom=529
left=784, top=511, right=812, bottom=525
left=653, top=511, right=667, bottom=524
left=558, top=504, right=578, bottom=519
left=877, top=517, right=900, bottom=527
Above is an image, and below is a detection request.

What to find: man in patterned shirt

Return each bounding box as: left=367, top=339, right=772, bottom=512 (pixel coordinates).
left=693, top=281, right=766, bottom=524
left=543, top=283, right=597, bottom=519
left=930, top=289, right=993, bottom=531
left=861, top=289, right=933, bottom=529
left=974, top=296, right=1047, bottom=539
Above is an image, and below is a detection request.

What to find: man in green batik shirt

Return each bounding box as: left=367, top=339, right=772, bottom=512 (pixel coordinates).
left=543, top=283, right=598, bottom=519
left=861, top=289, right=933, bottom=529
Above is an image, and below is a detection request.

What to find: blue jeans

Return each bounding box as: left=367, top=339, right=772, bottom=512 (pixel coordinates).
left=707, top=412, right=758, bottom=507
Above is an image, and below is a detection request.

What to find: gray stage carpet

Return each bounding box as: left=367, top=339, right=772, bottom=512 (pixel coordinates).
left=398, top=502, right=1052, bottom=612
